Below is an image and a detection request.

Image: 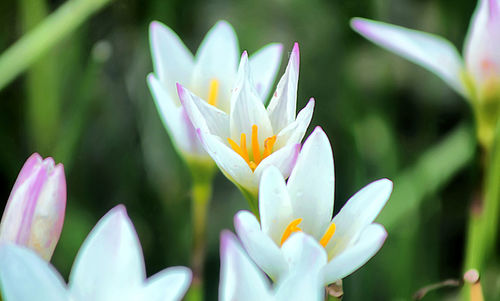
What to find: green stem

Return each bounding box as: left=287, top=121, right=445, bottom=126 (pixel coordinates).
left=238, top=186, right=259, bottom=220
left=0, top=0, right=113, bottom=91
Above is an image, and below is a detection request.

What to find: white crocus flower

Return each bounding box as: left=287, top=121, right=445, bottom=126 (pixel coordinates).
left=177, top=43, right=314, bottom=208
left=147, top=20, right=283, bottom=165
left=351, top=0, right=500, bottom=148
left=219, top=230, right=324, bottom=301
left=234, top=127, right=392, bottom=285
left=0, top=205, right=191, bottom=301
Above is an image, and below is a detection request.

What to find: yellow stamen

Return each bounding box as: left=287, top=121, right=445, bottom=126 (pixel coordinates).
left=208, top=79, right=219, bottom=106
left=262, top=135, right=277, bottom=159
left=319, top=223, right=336, bottom=247
left=228, top=134, right=249, bottom=165
left=280, top=218, right=303, bottom=246
left=251, top=125, right=261, bottom=164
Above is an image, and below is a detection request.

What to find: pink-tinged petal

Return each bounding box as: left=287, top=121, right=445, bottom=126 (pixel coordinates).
left=259, top=167, right=294, bottom=244
left=138, top=267, right=192, bottom=301
left=253, top=143, right=301, bottom=185
left=249, top=43, right=283, bottom=101
left=464, top=0, right=500, bottom=85
left=234, top=210, right=288, bottom=280
left=149, top=21, right=195, bottom=96
left=351, top=17, right=467, bottom=97
left=69, top=205, right=146, bottom=300
left=148, top=74, right=207, bottom=157
left=322, top=224, right=387, bottom=285
left=267, top=43, right=300, bottom=133
left=274, top=98, right=315, bottom=149
left=219, top=230, right=272, bottom=301
left=287, top=127, right=334, bottom=238
left=0, top=244, right=68, bottom=301
left=10, top=153, right=43, bottom=193
left=229, top=52, right=273, bottom=144
left=177, top=83, right=229, bottom=138
left=328, top=179, right=392, bottom=257
left=192, top=21, right=239, bottom=113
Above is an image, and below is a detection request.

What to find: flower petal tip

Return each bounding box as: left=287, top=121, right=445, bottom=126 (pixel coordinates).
left=292, top=42, right=300, bottom=67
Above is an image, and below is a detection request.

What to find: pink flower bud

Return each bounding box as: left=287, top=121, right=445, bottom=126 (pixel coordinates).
left=0, top=153, right=66, bottom=261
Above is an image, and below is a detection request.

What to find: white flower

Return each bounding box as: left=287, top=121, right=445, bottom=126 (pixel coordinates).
left=234, top=127, right=392, bottom=285
left=219, top=230, right=324, bottom=301
left=0, top=205, right=191, bottom=301
left=147, top=20, right=283, bottom=164
left=177, top=43, right=314, bottom=203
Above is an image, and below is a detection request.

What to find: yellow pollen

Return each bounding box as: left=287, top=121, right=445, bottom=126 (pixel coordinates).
left=280, top=218, right=303, bottom=246
left=207, top=79, right=219, bottom=106
left=319, top=223, right=336, bottom=247
left=227, top=124, right=277, bottom=172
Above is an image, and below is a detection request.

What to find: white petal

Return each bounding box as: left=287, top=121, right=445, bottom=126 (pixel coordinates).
left=149, top=21, right=194, bottom=96
left=351, top=18, right=467, bottom=97
left=267, top=43, right=300, bottom=133
left=148, top=74, right=207, bottom=156
left=197, top=131, right=254, bottom=191
left=219, top=231, right=272, bottom=301
left=259, top=167, right=294, bottom=244
left=464, top=0, right=500, bottom=85
left=234, top=210, right=288, bottom=280
left=274, top=98, right=315, bottom=150
left=192, top=21, right=239, bottom=113
left=287, top=127, right=334, bottom=238
left=253, top=143, right=301, bottom=183
left=69, top=205, right=146, bottom=301
left=322, top=224, right=387, bottom=285
left=177, top=83, right=229, bottom=138
left=140, top=267, right=192, bottom=301
left=230, top=52, right=273, bottom=143
left=328, top=179, right=392, bottom=257
left=0, top=244, right=68, bottom=301
left=249, top=43, right=283, bottom=101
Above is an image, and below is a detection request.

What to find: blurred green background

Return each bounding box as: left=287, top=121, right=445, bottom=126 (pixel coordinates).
left=0, top=0, right=492, bottom=300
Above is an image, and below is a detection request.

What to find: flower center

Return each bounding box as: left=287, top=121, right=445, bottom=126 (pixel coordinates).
left=227, top=124, right=277, bottom=171
left=207, top=79, right=219, bottom=106
left=280, top=218, right=337, bottom=248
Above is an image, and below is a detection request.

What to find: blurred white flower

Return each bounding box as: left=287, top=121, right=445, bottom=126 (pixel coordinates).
left=234, top=127, right=392, bottom=285
left=0, top=205, right=191, bottom=301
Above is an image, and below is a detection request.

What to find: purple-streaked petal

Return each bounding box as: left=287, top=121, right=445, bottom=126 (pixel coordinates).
left=351, top=17, right=467, bottom=97
left=267, top=43, right=300, bottom=133
left=274, top=98, right=315, bottom=149
left=69, top=205, right=146, bottom=300
left=322, top=223, right=387, bottom=284
left=139, top=267, right=192, bottom=301
left=249, top=43, right=283, bottom=101
left=234, top=211, right=288, bottom=280
left=219, top=230, right=272, bottom=301
left=253, top=143, right=301, bottom=184
left=0, top=244, right=68, bottom=301
left=287, top=127, right=334, bottom=238
left=149, top=21, right=194, bottom=97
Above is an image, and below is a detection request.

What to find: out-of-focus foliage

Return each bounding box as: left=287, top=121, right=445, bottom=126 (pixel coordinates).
left=0, top=0, right=492, bottom=300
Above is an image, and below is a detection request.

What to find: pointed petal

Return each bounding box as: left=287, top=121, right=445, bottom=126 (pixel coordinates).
left=274, top=98, right=315, bottom=149
left=328, top=179, right=392, bottom=257
left=230, top=52, right=273, bottom=143
left=253, top=143, right=301, bottom=183
left=287, top=127, right=334, bottom=238
left=69, top=205, right=146, bottom=301
left=149, top=21, right=194, bottom=96
left=234, top=211, right=288, bottom=280
left=249, top=43, right=283, bottom=101
left=464, top=0, right=500, bottom=84
left=351, top=18, right=467, bottom=97
left=267, top=43, right=300, bottom=133
left=322, top=224, right=387, bottom=284
left=219, top=230, right=272, bottom=301
left=148, top=74, right=206, bottom=156
left=0, top=244, right=68, bottom=301
left=259, top=167, right=294, bottom=244
left=139, top=267, right=192, bottom=301
left=177, top=83, right=229, bottom=138
left=192, top=21, right=239, bottom=112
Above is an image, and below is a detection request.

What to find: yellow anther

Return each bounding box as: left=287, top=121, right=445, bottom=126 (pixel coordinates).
left=228, top=134, right=249, bottom=165
left=262, top=135, right=277, bottom=159
left=319, top=223, right=336, bottom=247
left=251, top=125, right=261, bottom=164
left=208, top=79, right=219, bottom=106
left=280, top=218, right=303, bottom=246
